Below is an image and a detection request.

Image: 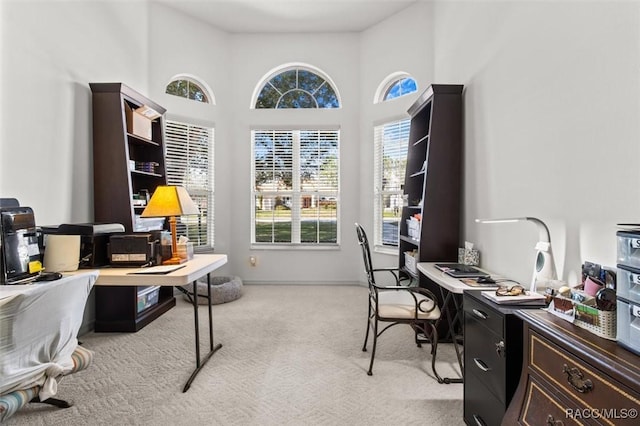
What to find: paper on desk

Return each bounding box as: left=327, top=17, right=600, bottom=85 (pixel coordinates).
left=128, top=264, right=186, bottom=275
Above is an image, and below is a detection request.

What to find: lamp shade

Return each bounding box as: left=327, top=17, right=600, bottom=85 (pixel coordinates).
left=140, top=186, right=199, bottom=218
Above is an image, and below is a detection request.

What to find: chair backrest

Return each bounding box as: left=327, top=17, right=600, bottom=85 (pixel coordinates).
left=355, top=223, right=375, bottom=285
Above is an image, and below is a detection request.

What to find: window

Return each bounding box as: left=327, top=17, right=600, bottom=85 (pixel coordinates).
left=166, top=76, right=212, bottom=104
left=384, top=77, right=417, bottom=101
left=254, top=66, right=340, bottom=109
left=375, top=73, right=418, bottom=103
left=252, top=130, right=339, bottom=245
left=165, top=120, right=214, bottom=250
left=374, top=119, right=410, bottom=248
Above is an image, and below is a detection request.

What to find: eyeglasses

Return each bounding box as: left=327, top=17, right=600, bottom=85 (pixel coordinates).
left=495, top=285, right=526, bottom=297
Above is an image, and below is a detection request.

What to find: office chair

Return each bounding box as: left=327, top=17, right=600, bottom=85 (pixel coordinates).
left=355, top=223, right=441, bottom=377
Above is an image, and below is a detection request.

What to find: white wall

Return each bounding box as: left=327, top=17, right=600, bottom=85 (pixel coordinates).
left=433, top=1, right=640, bottom=285
left=0, top=0, right=149, bottom=224
left=3, top=0, right=638, bottom=288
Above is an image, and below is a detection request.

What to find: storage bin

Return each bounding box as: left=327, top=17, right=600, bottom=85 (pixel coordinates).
left=404, top=251, right=417, bottom=274
left=406, top=218, right=420, bottom=240
left=617, top=298, right=640, bottom=355
left=616, top=264, right=640, bottom=304
left=137, top=285, right=160, bottom=313
left=548, top=295, right=616, bottom=340
left=616, top=231, right=640, bottom=269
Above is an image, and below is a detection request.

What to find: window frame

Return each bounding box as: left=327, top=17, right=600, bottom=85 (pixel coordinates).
left=374, top=72, right=418, bottom=104
left=251, top=63, right=341, bottom=109
left=251, top=128, right=340, bottom=249
left=165, top=75, right=215, bottom=104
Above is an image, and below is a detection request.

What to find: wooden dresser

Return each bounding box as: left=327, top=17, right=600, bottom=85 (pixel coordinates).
left=503, top=310, right=640, bottom=425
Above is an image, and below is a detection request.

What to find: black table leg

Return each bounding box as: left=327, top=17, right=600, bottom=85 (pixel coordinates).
left=433, top=287, right=464, bottom=384
left=182, top=274, right=223, bottom=392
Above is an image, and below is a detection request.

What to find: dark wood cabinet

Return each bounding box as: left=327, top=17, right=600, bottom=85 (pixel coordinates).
left=463, top=290, right=536, bottom=426
left=399, top=84, right=463, bottom=336
left=503, top=310, right=640, bottom=426
left=90, top=82, right=175, bottom=332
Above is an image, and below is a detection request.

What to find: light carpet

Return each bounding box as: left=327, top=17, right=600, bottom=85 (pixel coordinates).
left=7, top=285, right=464, bottom=425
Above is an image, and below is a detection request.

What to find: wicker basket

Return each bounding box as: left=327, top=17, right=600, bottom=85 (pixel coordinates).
left=549, top=295, right=617, bottom=341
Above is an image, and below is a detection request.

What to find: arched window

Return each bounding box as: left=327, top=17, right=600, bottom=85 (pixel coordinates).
left=165, top=75, right=214, bottom=104
left=253, top=65, right=340, bottom=109
left=375, top=73, right=418, bottom=103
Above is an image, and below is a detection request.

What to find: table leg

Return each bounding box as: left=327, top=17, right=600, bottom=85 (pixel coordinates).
left=433, top=287, right=464, bottom=384
left=182, top=274, right=223, bottom=392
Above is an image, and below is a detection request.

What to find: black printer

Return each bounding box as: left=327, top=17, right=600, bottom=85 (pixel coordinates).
left=54, top=223, right=125, bottom=268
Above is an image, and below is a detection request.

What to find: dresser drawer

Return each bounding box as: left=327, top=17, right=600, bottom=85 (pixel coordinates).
left=529, top=331, right=640, bottom=424
left=464, top=293, right=504, bottom=335
left=518, top=375, right=587, bottom=426
left=465, top=312, right=507, bottom=403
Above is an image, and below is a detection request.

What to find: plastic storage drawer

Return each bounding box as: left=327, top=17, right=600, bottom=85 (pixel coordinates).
left=616, top=299, right=640, bottom=356
left=616, top=264, right=640, bottom=304
left=616, top=231, right=640, bottom=269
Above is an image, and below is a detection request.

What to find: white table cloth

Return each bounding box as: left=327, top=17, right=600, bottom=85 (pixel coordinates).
left=0, top=271, right=97, bottom=399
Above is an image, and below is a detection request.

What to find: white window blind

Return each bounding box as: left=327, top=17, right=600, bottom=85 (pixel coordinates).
left=252, top=130, right=339, bottom=245
left=165, top=120, right=214, bottom=250
left=374, top=119, right=410, bottom=248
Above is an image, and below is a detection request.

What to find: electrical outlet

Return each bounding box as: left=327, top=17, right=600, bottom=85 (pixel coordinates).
left=249, top=256, right=257, bottom=266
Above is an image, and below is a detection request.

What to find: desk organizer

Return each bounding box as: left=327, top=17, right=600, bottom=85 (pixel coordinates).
left=548, top=295, right=616, bottom=340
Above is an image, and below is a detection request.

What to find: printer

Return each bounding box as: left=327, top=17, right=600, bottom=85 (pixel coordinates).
left=54, top=223, right=125, bottom=268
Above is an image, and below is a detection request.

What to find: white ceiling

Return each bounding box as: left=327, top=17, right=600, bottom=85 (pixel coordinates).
left=155, top=0, right=420, bottom=33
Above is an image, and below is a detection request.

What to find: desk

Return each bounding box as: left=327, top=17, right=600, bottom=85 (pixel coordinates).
left=84, top=254, right=227, bottom=392
left=417, top=262, right=498, bottom=384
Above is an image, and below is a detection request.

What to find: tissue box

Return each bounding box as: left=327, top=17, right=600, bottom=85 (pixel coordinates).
left=177, top=242, right=194, bottom=261
left=458, top=248, right=479, bottom=266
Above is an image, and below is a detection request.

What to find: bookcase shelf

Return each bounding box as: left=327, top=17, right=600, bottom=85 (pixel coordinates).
left=90, top=82, right=175, bottom=332
left=398, top=84, right=463, bottom=337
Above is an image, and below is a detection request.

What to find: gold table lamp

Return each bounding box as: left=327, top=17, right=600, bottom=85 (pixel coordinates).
left=141, top=185, right=199, bottom=265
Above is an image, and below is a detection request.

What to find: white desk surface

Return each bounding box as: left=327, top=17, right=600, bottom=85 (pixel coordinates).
left=417, top=262, right=499, bottom=294
left=68, top=254, right=227, bottom=287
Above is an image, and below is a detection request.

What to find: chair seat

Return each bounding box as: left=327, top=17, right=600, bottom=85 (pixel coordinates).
left=377, top=290, right=441, bottom=320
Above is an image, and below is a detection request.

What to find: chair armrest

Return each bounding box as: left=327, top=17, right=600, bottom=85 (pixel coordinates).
left=370, top=267, right=402, bottom=285
left=373, top=284, right=439, bottom=314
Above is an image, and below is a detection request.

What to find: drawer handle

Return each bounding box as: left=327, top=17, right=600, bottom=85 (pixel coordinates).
left=472, top=414, right=487, bottom=426
left=546, top=414, right=565, bottom=425
left=495, top=340, right=505, bottom=357
left=472, top=308, right=488, bottom=320
left=473, top=358, right=491, bottom=372
left=562, top=364, right=593, bottom=393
